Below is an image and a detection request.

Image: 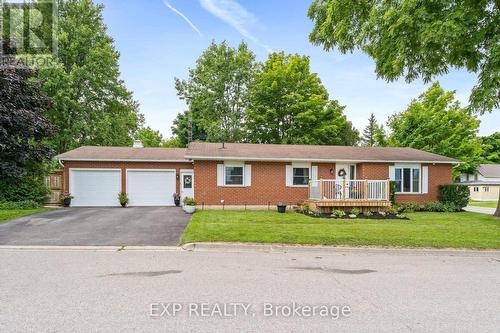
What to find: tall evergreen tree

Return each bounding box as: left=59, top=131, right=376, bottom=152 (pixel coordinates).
left=361, top=113, right=386, bottom=147
left=38, top=0, right=143, bottom=153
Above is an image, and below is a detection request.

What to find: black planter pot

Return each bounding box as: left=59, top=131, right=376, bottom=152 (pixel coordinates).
left=63, top=198, right=71, bottom=207
left=174, top=199, right=180, bottom=207
left=120, top=202, right=127, bottom=208
left=277, top=204, right=287, bottom=213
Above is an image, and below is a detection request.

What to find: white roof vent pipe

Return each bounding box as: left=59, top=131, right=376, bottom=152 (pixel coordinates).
left=133, top=140, right=144, bottom=148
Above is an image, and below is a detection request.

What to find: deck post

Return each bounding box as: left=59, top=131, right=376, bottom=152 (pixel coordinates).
left=342, top=178, right=346, bottom=200
left=319, top=178, right=323, bottom=200
left=386, top=180, right=390, bottom=201
left=364, top=181, right=368, bottom=200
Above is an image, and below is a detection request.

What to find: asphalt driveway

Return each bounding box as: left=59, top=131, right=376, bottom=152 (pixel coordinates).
left=0, top=207, right=191, bottom=246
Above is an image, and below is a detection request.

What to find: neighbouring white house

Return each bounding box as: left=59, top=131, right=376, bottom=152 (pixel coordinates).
left=458, top=164, right=500, bottom=201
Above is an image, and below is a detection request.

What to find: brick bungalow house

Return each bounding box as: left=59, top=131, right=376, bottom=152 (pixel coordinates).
left=55, top=142, right=459, bottom=209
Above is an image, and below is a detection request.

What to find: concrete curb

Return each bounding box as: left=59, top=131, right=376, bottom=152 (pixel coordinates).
left=181, top=242, right=500, bottom=256
left=0, top=245, right=181, bottom=251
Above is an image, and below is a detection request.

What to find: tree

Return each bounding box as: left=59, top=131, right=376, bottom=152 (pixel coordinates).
left=361, top=113, right=387, bottom=147
left=387, top=83, right=481, bottom=175
left=308, top=0, right=499, bottom=114
left=135, top=127, right=163, bottom=147
left=171, top=110, right=207, bottom=147
left=38, top=0, right=143, bottom=153
left=160, top=137, right=183, bottom=148
left=0, top=46, right=55, bottom=179
left=175, top=41, right=256, bottom=142
left=246, top=52, right=359, bottom=145
left=0, top=42, right=55, bottom=203
left=479, top=132, right=500, bottom=164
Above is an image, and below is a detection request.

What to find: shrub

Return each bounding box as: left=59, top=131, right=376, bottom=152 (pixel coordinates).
left=0, top=200, right=40, bottom=209
left=332, top=209, right=345, bottom=217
left=364, top=211, right=373, bottom=217
left=438, top=184, right=469, bottom=208
left=0, top=177, right=50, bottom=204
left=386, top=206, right=399, bottom=215
left=300, top=202, right=310, bottom=214
left=183, top=197, right=197, bottom=206
left=389, top=181, right=397, bottom=204
left=118, top=192, right=128, bottom=205
left=425, top=201, right=460, bottom=212
left=395, top=201, right=426, bottom=213
left=350, top=208, right=361, bottom=216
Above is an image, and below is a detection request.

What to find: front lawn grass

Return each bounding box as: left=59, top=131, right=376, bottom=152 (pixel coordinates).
left=181, top=210, right=500, bottom=249
left=469, top=201, right=498, bottom=208
left=0, top=208, right=49, bottom=223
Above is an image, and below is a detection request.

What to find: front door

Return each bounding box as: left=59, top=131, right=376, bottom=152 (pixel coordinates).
left=180, top=170, right=194, bottom=203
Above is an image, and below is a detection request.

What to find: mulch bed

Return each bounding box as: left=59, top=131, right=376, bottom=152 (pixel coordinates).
left=300, top=212, right=409, bottom=220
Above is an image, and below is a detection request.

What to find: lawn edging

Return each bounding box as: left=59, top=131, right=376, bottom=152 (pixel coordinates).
left=181, top=242, right=500, bottom=255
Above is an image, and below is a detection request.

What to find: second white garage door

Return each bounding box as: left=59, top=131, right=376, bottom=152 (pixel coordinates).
left=127, top=170, right=176, bottom=206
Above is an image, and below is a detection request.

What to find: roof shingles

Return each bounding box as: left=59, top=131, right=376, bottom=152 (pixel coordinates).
left=56, top=143, right=459, bottom=163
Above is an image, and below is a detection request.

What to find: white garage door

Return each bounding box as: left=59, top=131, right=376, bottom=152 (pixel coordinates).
left=127, top=170, right=176, bottom=206
left=70, top=169, right=121, bottom=207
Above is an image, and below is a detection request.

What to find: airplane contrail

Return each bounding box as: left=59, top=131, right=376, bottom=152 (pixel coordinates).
left=162, top=0, right=203, bottom=37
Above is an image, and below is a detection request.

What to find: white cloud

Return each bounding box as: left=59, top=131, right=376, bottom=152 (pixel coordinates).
left=162, top=0, right=203, bottom=37
left=199, top=0, right=272, bottom=52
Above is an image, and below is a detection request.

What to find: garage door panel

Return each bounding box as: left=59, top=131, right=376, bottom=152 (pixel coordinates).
left=127, top=170, right=176, bottom=206
left=70, top=169, right=121, bottom=207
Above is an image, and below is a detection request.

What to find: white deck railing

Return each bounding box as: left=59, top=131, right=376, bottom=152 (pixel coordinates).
left=309, top=179, right=389, bottom=201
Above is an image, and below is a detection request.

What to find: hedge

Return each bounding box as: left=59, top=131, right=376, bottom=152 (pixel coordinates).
left=438, top=184, right=469, bottom=208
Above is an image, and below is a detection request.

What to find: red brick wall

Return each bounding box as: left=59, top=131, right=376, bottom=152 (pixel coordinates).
left=356, top=162, right=452, bottom=202
left=193, top=161, right=335, bottom=205
left=63, top=161, right=193, bottom=194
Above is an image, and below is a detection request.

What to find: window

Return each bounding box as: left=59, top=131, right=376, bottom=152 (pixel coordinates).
left=395, top=167, right=420, bottom=193
left=349, top=165, right=356, bottom=180
left=293, top=167, right=309, bottom=186
left=483, top=186, right=490, bottom=192
left=224, top=166, right=243, bottom=185
left=183, top=175, right=192, bottom=189
left=473, top=187, right=479, bottom=192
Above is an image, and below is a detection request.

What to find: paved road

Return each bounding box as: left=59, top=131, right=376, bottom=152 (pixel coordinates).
left=0, top=247, right=499, bottom=332
left=464, top=206, right=496, bottom=215
left=0, top=207, right=191, bottom=246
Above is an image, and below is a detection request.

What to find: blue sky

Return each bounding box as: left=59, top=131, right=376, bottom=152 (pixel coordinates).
left=97, top=0, right=498, bottom=138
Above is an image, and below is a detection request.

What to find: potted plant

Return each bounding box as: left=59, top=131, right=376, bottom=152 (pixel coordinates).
left=277, top=202, right=287, bottom=213
left=173, top=193, right=181, bottom=206
left=118, top=192, right=128, bottom=208
left=61, top=193, right=73, bottom=207
left=183, top=197, right=196, bottom=214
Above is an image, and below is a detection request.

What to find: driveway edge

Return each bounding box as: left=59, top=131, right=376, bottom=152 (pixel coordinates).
left=0, top=245, right=182, bottom=251
left=181, top=242, right=500, bottom=256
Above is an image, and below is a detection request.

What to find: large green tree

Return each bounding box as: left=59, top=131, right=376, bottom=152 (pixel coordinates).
left=38, top=0, right=143, bottom=153
left=308, top=0, right=499, bottom=114
left=135, top=127, right=163, bottom=148
left=480, top=132, right=500, bottom=164
left=246, top=52, right=359, bottom=145
left=175, top=41, right=256, bottom=142
left=388, top=83, right=481, bottom=174
left=361, top=113, right=387, bottom=147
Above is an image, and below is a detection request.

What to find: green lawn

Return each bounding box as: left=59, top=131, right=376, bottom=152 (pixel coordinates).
left=181, top=210, right=500, bottom=249
left=469, top=201, right=498, bottom=208
left=0, top=208, right=49, bottom=223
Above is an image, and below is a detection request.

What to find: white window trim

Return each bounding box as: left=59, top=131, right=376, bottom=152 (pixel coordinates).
left=394, top=164, right=422, bottom=194
left=290, top=163, right=311, bottom=188
left=223, top=163, right=245, bottom=187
